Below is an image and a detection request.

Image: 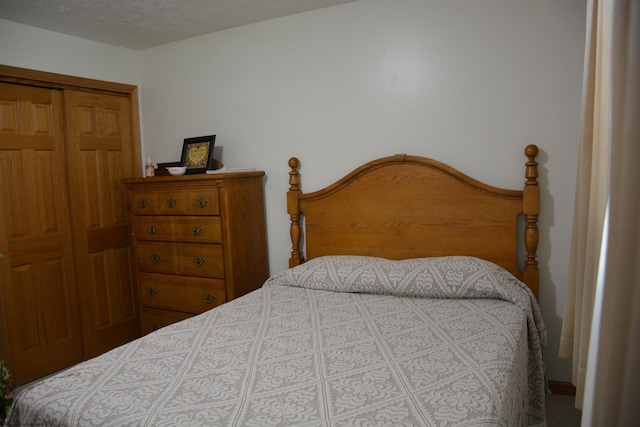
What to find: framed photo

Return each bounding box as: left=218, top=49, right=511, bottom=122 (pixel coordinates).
left=180, top=135, right=216, bottom=174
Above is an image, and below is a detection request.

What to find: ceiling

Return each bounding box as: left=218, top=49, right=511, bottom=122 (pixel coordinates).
left=0, top=0, right=358, bottom=50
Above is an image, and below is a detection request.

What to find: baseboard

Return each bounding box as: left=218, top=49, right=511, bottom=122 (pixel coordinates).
left=548, top=380, right=576, bottom=396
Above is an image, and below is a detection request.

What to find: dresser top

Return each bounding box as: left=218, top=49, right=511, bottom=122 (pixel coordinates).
left=123, top=170, right=265, bottom=187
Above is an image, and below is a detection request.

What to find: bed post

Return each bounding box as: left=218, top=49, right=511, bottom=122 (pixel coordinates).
left=288, top=157, right=303, bottom=267
left=523, top=145, right=540, bottom=297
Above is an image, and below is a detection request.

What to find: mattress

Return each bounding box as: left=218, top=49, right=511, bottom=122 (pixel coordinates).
left=5, top=256, right=546, bottom=426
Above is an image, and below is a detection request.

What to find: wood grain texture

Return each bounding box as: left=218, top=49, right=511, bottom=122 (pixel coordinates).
left=0, top=83, right=84, bottom=383
left=0, top=67, right=144, bottom=382
left=0, top=65, right=137, bottom=95
left=65, top=89, right=140, bottom=358
left=288, top=148, right=540, bottom=297
left=124, top=172, right=270, bottom=332
left=0, top=65, right=143, bottom=178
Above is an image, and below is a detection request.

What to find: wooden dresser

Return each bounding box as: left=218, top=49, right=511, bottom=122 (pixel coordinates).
left=123, top=172, right=269, bottom=334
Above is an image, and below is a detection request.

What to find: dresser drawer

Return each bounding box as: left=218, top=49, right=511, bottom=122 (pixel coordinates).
left=139, top=273, right=225, bottom=314
left=178, top=243, right=224, bottom=278
left=137, top=242, right=177, bottom=274
left=132, top=188, right=219, bottom=215
left=137, top=242, right=224, bottom=278
left=133, top=216, right=222, bottom=243
left=141, top=307, right=193, bottom=334
left=133, top=217, right=175, bottom=241
left=173, top=216, right=222, bottom=243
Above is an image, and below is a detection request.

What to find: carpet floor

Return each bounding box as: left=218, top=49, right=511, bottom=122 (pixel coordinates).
left=546, top=392, right=582, bottom=426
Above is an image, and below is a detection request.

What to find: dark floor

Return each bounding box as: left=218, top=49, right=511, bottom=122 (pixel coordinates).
left=546, top=392, right=582, bottom=427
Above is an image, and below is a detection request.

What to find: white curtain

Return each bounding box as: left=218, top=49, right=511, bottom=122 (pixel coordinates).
left=559, top=0, right=611, bottom=409
left=560, top=0, right=640, bottom=422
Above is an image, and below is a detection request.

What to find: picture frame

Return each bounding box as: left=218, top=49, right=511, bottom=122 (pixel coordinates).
left=180, top=135, right=216, bottom=174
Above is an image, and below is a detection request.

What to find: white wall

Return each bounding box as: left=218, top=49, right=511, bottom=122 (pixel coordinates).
left=140, top=0, right=585, bottom=382
left=1, top=0, right=586, bottom=383
left=0, top=18, right=140, bottom=86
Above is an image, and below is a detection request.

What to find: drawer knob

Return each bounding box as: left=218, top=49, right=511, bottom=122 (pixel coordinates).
left=151, top=323, right=160, bottom=331
left=148, top=224, right=158, bottom=234
left=166, top=198, right=177, bottom=208
left=146, top=287, right=157, bottom=296
left=196, top=198, right=208, bottom=208
left=138, top=198, right=150, bottom=208
left=191, top=225, right=202, bottom=236
left=194, top=256, right=205, bottom=267
left=203, top=293, right=216, bottom=304
left=151, top=253, right=161, bottom=263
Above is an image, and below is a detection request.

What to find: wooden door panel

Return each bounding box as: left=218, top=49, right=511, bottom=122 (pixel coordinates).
left=0, top=100, right=19, bottom=130
left=104, top=106, right=123, bottom=137
left=87, top=248, right=136, bottom=329
left=40, top=258, right=76, bottom=342
left=2, top=153, right=69, bottom=246
left=0, top=151, right=28, bottom=239
left=107, top=151, right=129, bottom=225
left=76, top=149, right=102, bottom=228
left=0, top=83, right=83, bottom=383
left=34, top=150, right=63, bottom=233
left=87, top=251, right=111, bottom=329
left=65, top=90, right=139, bottom=357
left=9, top=257, right=77, bottom=351
left=76, top=105, right=97, bottom=136
left=10, top=257, right=79, bottom=343
left=113, top=246, right=137, bottom=320
left=8, top=264, right=40, bottom=352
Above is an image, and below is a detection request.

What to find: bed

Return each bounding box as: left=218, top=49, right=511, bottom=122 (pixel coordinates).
left=5, top=146, right=546, bottom=427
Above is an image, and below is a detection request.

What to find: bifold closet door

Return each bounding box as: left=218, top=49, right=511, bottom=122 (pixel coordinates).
left=0, top=83, right=84, bottom=383
left=64, top=90, right=140, bottom=358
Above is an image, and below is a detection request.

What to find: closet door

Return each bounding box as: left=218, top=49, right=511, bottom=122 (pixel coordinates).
left=0, top=83, right=84, bottom=382
left=64, top=90, right=139, bottom=357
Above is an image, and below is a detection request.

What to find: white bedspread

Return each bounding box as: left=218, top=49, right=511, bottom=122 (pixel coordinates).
left=6, top=256, right=546, bottom=426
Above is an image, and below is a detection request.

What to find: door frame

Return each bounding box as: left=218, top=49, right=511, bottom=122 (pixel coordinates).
left=0, top=65, right=142, bottom=176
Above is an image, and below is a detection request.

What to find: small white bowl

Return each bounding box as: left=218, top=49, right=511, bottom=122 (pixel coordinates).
left=167, top=166, right=187, bottom=176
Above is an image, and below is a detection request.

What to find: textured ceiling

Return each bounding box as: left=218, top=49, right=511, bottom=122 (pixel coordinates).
left=0, top=0, right=357, bottom=50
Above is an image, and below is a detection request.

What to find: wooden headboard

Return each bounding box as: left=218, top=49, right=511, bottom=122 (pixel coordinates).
left=287, top=145, right=540, bottom=297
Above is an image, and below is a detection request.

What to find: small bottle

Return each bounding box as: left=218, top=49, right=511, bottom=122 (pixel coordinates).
left=145, top=155, right=155, bottom=177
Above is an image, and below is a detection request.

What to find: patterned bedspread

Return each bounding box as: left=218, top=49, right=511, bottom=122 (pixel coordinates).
left=6, top=256, right=546, bottom=427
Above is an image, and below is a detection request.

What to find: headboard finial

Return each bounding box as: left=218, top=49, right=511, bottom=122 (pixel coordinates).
left=287, top=157, right=303, bottom=267
left=525, top=144, right=539, bottom=159
left=288, top=157, right=301, bottom=192
left=288, top=156, right=300, bottom=170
